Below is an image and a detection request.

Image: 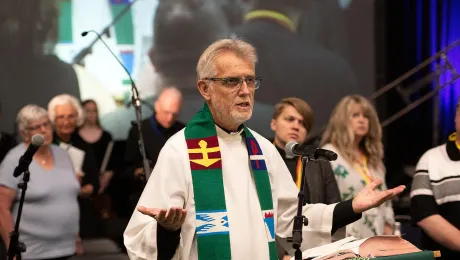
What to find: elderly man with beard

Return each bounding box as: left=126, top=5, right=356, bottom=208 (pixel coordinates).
left=123, top=38, right=405, bottom=260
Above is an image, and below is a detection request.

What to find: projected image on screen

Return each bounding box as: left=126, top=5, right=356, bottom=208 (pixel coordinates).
left=0, top=0, right=374, bottom=141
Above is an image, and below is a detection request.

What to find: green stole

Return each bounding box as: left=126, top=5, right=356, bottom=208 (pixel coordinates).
left=184, top=103, right=277, bottom=259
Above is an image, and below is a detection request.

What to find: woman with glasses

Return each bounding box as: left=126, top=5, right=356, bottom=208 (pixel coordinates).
left=0, top=105, right=80, bottom=260
left=48, top=94, right=101, bottom=242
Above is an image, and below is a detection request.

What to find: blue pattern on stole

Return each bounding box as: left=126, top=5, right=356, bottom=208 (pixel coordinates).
left=196, top=210, right=230, bottom=236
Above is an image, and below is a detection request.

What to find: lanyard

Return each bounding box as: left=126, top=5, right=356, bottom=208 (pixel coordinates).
left=448, top=132, right=460, bottom=150
left=355, top=156, right=374, bottom=185
left=295, top=156, right=302, bottom=189
left=149, top=116, right=177, bottom=143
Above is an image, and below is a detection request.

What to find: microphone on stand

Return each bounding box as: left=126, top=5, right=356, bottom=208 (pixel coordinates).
left=9, top=134, right=44, bottom=259
left=81, top=30, right=152, bottom=180
left=285, top=141, right=337, bottom=161
left=13, top=134, right=45, bottom=177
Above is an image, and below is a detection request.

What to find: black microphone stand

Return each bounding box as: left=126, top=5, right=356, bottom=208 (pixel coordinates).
left=7, top=169, right=30, bottom=260
left=288, top=155, right=311, bottom=260
left=82, top=31, right=151, bottom=180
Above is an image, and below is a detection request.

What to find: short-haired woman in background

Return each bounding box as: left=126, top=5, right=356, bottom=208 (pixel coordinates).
left=321, top=95, right=395, bottom=238
left=0, top=105, right=80, bottom=260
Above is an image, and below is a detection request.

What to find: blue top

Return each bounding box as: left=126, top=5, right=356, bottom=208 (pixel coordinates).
left=0, top=144, right=80, bottom=259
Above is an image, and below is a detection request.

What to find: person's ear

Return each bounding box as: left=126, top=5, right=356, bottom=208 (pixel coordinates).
left=197, top=80, right=211, bottom=101
left=270, top=119, right=277, bottom=132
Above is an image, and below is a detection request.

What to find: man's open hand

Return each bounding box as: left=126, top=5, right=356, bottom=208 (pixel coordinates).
left=352, top=179, right=405, bottom=214
left=138, top=206, right=187, bottom=231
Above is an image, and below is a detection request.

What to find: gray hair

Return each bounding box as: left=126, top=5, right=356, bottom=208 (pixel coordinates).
left=48, top=94, right=84, bottom=126
left=157, top=87, right=183, bottom=101
left=16, top=105, right=49, bottom=134
left=196, top=38, right=258, bottom=79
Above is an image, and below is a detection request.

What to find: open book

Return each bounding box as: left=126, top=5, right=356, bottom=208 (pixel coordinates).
left=291, top=235, right=424, bottom=260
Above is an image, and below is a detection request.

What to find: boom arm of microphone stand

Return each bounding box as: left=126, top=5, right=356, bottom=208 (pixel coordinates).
left=82, top=30, right=151, bottom=180
left=71, top=0, right=138, bottom=65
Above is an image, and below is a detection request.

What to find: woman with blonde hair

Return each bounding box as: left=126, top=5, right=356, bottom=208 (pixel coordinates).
left=321, top=95, right=395, bottom=238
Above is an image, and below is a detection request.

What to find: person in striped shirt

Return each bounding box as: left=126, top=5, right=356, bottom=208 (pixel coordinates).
left=410, top=99, right=460, bottom=259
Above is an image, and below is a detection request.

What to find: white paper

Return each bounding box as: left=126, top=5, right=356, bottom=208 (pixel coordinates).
left=290, top=236, right=357, bottom=260
left=60, top=143, right=85, bottom=175
left=100, top=141, right=114, bottom=174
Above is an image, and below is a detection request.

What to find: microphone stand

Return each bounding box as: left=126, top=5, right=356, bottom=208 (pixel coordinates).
left=82, top=31, right=151, bottom=180
left=288, top=155, right=311, bottom=260
left=7, top=169, right=30, bottom=260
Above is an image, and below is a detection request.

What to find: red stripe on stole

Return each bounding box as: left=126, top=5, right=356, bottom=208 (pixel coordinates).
left=190, top=160, right=222, bottom=170
left=188, top=151, right=221, bottom=160
left=186, top=136, right=219, bottom=148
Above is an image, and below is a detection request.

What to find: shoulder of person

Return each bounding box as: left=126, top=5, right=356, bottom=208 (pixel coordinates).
left=156, top=129, right=186, bottom=159
left=176, top=121, right=186, bottom=129
left=102, top=130, right=113, bottom=140
left=321, top=143, right=338, bottom=152
left=127, top=118, right=150, bottom=133
left=2, top=143, right=26, bottom=161
left=416, top=143, right=448, bottom=168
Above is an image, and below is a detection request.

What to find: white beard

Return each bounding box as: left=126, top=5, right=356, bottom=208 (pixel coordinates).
left=211, top=98, right=252, bottom=127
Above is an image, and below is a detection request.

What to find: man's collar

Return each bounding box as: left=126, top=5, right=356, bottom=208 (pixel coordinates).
left=215, top=123, right=244, bottom=134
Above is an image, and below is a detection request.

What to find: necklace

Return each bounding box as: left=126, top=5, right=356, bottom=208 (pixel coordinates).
left=36, top=149, right=52, bottom=165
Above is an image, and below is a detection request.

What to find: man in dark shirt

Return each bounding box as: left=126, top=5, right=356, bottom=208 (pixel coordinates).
left=271, top=97, right=341, bottom=205
left=123, top=87, right=185, bottom=211
left=271, top=97, right=341, bottom=260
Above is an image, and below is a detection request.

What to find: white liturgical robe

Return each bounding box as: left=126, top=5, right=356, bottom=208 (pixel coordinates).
left=124, top=126, right=341, bottom=259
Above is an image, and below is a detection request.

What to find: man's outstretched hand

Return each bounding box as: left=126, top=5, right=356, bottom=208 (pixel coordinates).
left=352, top=179, right=405, bottom=214
left=138, top=206, right=187, bottom=231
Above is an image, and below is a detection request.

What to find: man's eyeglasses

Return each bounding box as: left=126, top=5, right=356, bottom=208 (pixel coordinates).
left=26, top=121, right=52, bottom=132
left=203, top=77, right=262, bottom=90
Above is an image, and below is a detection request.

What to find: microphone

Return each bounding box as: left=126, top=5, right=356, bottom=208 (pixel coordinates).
left=13, top=134, right=45, bottom=177
left=285, top=141, right=338, bottom=161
